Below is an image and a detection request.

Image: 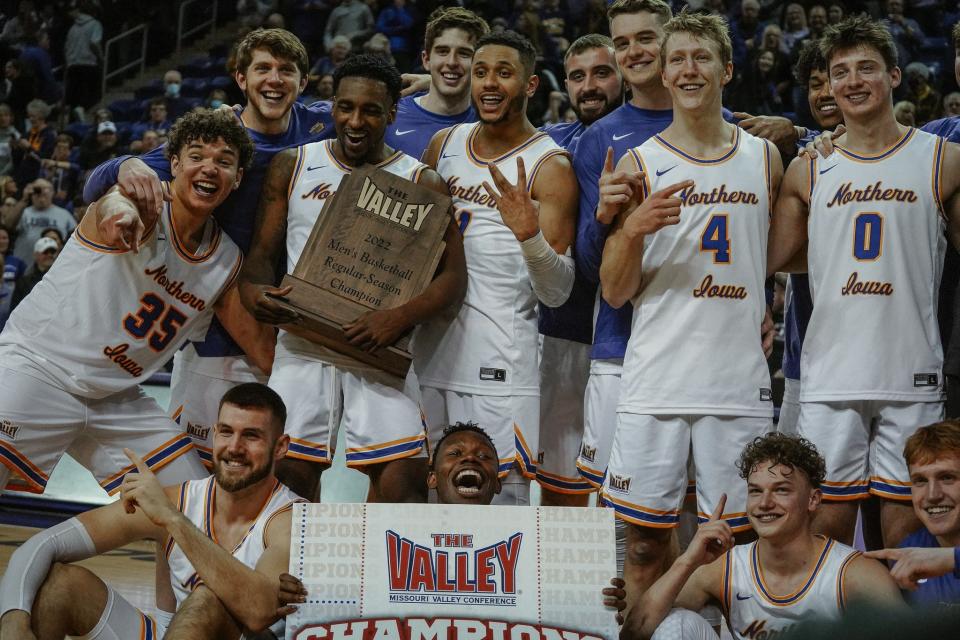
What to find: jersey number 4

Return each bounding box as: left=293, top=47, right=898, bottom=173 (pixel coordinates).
left=853, top=213, right=883, bottom=261
left=123, top=292, right=187, bottom=352
left=700, top=214, right=731, bottom=263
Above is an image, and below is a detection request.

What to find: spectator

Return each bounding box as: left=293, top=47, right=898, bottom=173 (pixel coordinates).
left=128, top=128, right=160, bottom=155
left=0, top=1, right=41, bottom=53
left=77, top=120, right=120, bottom=173
left=1, top=59, right=32, bottom=127
left=264, top=12, right=285, bottom=29
left=757, top=25, right=795, bottom=105
left=316, top=73, right=334, bottom=101
left=377, top=0, right=416, bottom=71
left=0, top=104, right=20, bottom=177
left=781, top=3, right=809, bottom=55
left=806, top=5, right=828, bottom=42
left=39, top=226, right=64, bottom=247
left=18, top=29, right=61, bottom=104
left=827, top=1, right=845, bottom=24
left=729, top=48, right=784, bottom=114
left=0, top=222, right=25, bottom=332
left=38, top=135, right=80, bottom=209
left=288, top=0, right=330, bottom=55
left=8, top=178, right=74, bottom=264
left=731, top=0, right=765, bottom=70
left=0, top=177, right=18, bottom=205
left=204, top=88, right=228, bottom=110
left=884, top=0, right=924, bottom=67
left=945, top=91, right=960, bottom=117
left=13, top=99, right=55, bottom=187
left=894, top=99, right=917, bottom=126
left=310, top=34, right=350, bottom=78
left=363, top=32, right=396, bottom=67
left=132, top=98, right=172, bottom=140
left=64, top=0, right=103, bottom=121
left=324, top=0, right=374, bottom=51
left=903, top=62, right=941, bottom=125
left=161, top=69, right=193, bottom=118
left=10, top=235, right=58, bottom=310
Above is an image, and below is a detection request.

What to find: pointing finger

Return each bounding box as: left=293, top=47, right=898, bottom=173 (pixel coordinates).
left=710, top=493, right=727, bottom=522
left=487, top=162, right=509, bottom=192
left=123, top=448, right=150, bottom=474
left=516, top=156, right=527, bottom=191
left=603, top=147, right=615, bottom=174
left=863, top=549, right=901, bottom=562
left=656, top=180, right=694, bottom=199
left=481, top=181, right=500, bottom=205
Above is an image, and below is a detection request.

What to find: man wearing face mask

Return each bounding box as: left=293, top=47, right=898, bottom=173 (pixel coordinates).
left=162, top=69, right=193, bottom=119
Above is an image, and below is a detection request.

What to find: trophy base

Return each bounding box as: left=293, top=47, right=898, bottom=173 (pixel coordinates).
left=269, top=275, right=412, bottom=379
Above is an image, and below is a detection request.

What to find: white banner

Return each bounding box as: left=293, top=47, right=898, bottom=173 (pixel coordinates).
left=286, top=503, right=618, bottom=640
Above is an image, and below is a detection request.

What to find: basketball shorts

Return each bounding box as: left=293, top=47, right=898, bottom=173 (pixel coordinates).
left=79, top=586, right=167, bottom=640
left=169, top=345, right=266, bottom=468
left=777, top=377, right=801, bottom=435
left=0, top=364, right=205, bottom=495
left=576, top=359, right=622, bottom=489
left=601, top=413, right=772, bottom=532
left=536, top=335, right=592, bottom=494
left=797, top=399, right=944, bottom=502
left=268, top=355, right=427, bottom=468
left=420, top=386, right=539, bottom=478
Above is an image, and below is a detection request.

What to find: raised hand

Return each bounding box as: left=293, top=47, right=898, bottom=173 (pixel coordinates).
left=597, top=147, right=645, bottom=225
left=681, top=494, right=734, bottom=568
left=482, top=157, right=540, bottom=242
left=863, top=547, right=957, bottom=590
left=97, top=198, right=146, bottom=253
left=622, top=180, right=693, bottom=239
left=119, top=448, right=179, bottom=527
left=117, top=158, right=172, bottom=217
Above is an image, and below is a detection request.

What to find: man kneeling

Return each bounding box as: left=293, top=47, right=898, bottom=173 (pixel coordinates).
left=0, top=383, right=302, bottom=640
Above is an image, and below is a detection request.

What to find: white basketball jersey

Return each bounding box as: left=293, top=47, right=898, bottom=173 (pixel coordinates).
left=279, top=140, right=427, bottom=366
left=414, top=123, right=568, bottom=396
left=723, top=537, right=861, bottom=639
left=165, top=476, right=304, bottom=608
left=803, top=128, right=947, bottom=402
left=0, top=203, right=241, bottom=399
left=618, top=128, right=773, bottom=417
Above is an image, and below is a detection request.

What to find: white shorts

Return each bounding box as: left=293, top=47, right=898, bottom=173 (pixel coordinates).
left=778, top=377, right=801, bottom=435
left=0, top=365, right=205, bottom=495
left=651, top=608, right=717, bottom=640
left=268, top=355, right=426, bottom=468
left=537, top=336, right=592, bottom=494
left=421, top=386, right=539, bottom=478
left=78, top=585, right=167, bottom=640
left=577, top=360, right=622, bottom=489
left=797, top=400, right=944, bottom=502
left=169, top=346, right=266, bottom=468
left=601, top=413, right=771, bottom=532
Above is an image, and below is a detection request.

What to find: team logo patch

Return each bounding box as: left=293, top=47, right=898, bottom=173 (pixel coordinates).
left=913, top=373, right=939, bottom=387
left=608, top=474, right=631, bottom=493
left=186, top=421, right=210, bottom=441
left=580, top=443, right=596, bottom=463
left=759, top=388, right=772, bottom=401
left=309, top=121, right=326, bottom=134
left=479, top=367, right=506, bottom=382
left=385, top=530, right=522, bottom=605
left=0, top=418, right=19, bottom=440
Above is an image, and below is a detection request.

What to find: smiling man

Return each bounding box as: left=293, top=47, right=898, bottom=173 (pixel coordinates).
left=239, top=54, right=466, bottom=504
left=428, top=422, right=502, bottom=505
left=0, top=383, right=303, bottom=640
left=620, top=433, right=904, bottom=639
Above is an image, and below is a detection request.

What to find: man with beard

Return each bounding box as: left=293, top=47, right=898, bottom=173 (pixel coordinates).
left=385, top=7, right=489, bottom=160
left=537, top=33, right=624, bottom=506
left=239, top=55, right=466, bottom=504
left=0, top=383, right=304, bottom=640
left=416, top=30, right=578, bottom=506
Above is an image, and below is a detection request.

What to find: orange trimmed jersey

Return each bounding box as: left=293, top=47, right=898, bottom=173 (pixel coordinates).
left=618, top=128, right=774, bottom=417
left=0, top=202, right=241, bottom=399
left=414, top=122, right=569, bottom=396
left=803, top=127, right=948, bottom=402
left=722, top=536, right=861, bottom=639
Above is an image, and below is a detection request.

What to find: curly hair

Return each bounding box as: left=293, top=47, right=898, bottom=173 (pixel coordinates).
left=333, top=53, right=402, bottom=106
left=737, top=432, right=826, bottom=488
left=430, top=422, right=499, bottom=470
left=794, top=38, right=827, bottom=86
left=165, top=108, right=254, bottom=171
left=424, top=7, right=490, bottom=54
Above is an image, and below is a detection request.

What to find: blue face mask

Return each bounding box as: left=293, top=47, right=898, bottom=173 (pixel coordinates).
left=166, top=83, right=181, bottom=98
left=210, top=99, right=223, bottom=109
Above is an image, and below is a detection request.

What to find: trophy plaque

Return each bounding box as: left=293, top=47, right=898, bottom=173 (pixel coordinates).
left=271, top=164, right=450, bottom=377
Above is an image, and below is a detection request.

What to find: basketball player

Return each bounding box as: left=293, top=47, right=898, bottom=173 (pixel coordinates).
left=384, top=7, right=488, bottom=160
left=239, top=55, right=466, bottom=503
left=614, top=433, right=904, bottom=639
left=416, top=30, right=579, bottom=506
left=83, top=28, right=334, bottom=468
left=0, top=384, right=302, bottom=640
left=767, top=16, right=960, bottom=549
left=428, top=422, right=503, bottom=506
left=0, top=109, right=271, bottom=496
left=537, top=34, right=624, bottom=506
left=599, top=11, right=780, bottom=602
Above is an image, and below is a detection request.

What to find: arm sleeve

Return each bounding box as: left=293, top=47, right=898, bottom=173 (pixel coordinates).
left=0, top=518, right=96, bottom=616
left=521, top=230, right=575, bottom=307
left=82, top=144, right=173, bottom=204
left=572, top=128, right=609, bottom=285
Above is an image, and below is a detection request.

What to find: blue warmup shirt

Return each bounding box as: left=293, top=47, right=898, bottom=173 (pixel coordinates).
left=898, top=527, right=960, bottom=607
left=923, top=116, right=960, bottom=143
left=385, top=93, right=476, bottom=161
left=538, top=119, right=593, bottom=344
left=83, top=101, right=335, bottom=358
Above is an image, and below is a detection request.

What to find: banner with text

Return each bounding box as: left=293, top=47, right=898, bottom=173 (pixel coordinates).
left=286, top=503, right=617, bottom=640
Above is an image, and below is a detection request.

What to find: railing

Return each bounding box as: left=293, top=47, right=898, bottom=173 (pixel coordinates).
left=177, top=0, right=219, bottom=54
left=101, top=23, right=149, bottom=98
